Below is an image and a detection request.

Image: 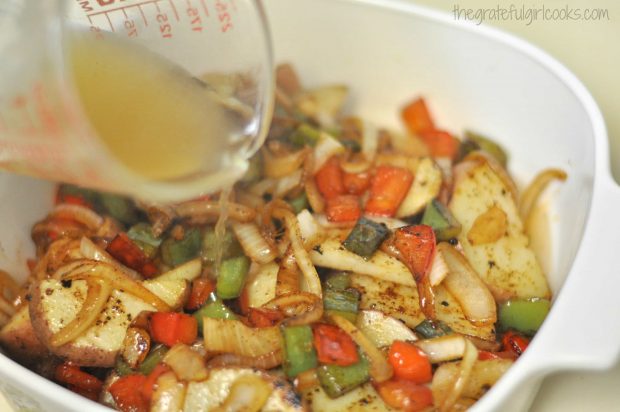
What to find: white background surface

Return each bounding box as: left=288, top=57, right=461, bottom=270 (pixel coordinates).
left=1, top=0, right=618, bottom=411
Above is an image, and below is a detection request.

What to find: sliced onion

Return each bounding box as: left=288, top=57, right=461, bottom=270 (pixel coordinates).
left=163, top=343, right=208, bottom=381
left=361, top=121, right=379, bottom=161
left=275, top=246, right=300, bottom=296
left=312, top=133, right=345, bottom=173
left=263, top=147, right=309, bottom=179
left=275, top=169, right=304, bottom=198
left=50, top=277, right=112, bottom=347
left=232, top=222, right=277, bottom=264
left=151, top=371, right=187, bottom=412
left=296, top=210, right=324, bottom=248
left=428, top=247, right=450, bottom=287
left=50, top=204, right=104, bottom=230
left=415, top=335, right=467, bottom=363
left=63, top=260, right=171, bottom=312
left=437, top=339, right=478, bottom=412
left=175, top=200, right=256, bottom=223
left=519, top=168, right=567, bottom=225
left=303, top=153, right=325, bottom=214
left=356, top=310, right=417, bottom=348
left=208, top=350, right=283, bottom=370
left=329, top=313, right=393, bottom=383
left=212, top=374, right=271, bottom=412
left=272, top=208, right=322, bottom=297
left=263, top=292, right=323, bottom=326
left=340, top=158, right=372, bottom=174
left=437, top=243, right=497, bottom=326
left=202, top=318, right=281, bottom=357
left=79, top=237, right=142, bottom=281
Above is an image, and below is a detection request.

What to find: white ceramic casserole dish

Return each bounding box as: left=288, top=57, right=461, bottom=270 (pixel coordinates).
left=0, top=0, right=618, bottom=411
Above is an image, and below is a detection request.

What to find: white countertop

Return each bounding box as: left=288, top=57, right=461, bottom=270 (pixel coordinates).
left=2, top=0, right=618, bottom=411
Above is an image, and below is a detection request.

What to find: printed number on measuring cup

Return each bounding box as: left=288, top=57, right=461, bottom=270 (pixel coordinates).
left=215, top=0, right=233, bottom=33
left=187, top=6, right=203, bottom=32
left=157, top=13, right=173, bottom=38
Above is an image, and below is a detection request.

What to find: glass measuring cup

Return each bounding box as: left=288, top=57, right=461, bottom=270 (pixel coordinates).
left=0, top=0, right=274, bottom=202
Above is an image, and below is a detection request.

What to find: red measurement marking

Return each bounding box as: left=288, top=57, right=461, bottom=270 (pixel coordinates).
left=86, top=1, right=160, bottom=17
left=186, top=0, right=203, bottom=32
left=215, top=0, right=233, bottom=32
left=200, top=0, right=209, bottom=16
left=168, top=0, right=180, bottom=21
left=137, top=4, right=149, bottom=25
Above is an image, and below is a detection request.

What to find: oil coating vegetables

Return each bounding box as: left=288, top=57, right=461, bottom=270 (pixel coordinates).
left=0, top=64, right=565, bottom=411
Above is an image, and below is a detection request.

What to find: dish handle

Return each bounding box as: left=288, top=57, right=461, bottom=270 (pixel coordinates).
left=530, top=174, right=620, bottom=372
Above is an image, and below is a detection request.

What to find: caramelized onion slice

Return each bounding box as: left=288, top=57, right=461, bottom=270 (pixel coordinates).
left=202, top=318, right=281, bottom=358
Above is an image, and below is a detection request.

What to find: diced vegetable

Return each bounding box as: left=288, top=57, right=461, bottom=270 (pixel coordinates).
left=315, top=156, right=345, bottom=200
left=324, top=272, right=351, bottom=291
left=162, top=344, right=208, bottom=381
left=394, top=225, right=436, bottom=282
left=127, top=223, right=162, bottom=258
left=139, top=345, right=169, bottom=375
left=342, top=171, right=371, bottom=195
left=98, top=193, right=138, bottom=225
left=501, top=330, right=530, bottom=356
left=115, top=359, right=135, bottom=377
left=498, top=298, right=550, bottom=335
left=325, top=195, right=361, bottom=223
left=161, top=228, right=202, bottom=267
left=414, top=319, right=452, bottom=339
left=415, top=334, right=468, bottom=363
left=324, top=310, right=357, bottom=324
left=401, top=97, right=435, bottom=134
left=108, top=374, right=149, bottom=412
left=376, top=379, right=434, bottom=411
left=216, top=255, right=251, bottom=299
left=316, top=354, right=370, bottom=398
left=421, top=199, right=462, bottom=241
left=56, top=184, right=99, bottom=208
left=290, top=123, right=321, bottom=147
left=356, top=310, right=417, bottom=349
left=396, top=157, right=443, bottom=218
left=186, top=278, right=215, bottom=311
left=106, top=232, right=158, bottom=277
left=202, top=228, right=243, bottom=263
left=149, top=313, right=198, bottom=347
left=323, top=288, right=360, bottom=314
left=141, top=363, right=170, bottom=401
left=248, top=308, right=284, bottom=327
left=419, top=130, right=459, bottom=160
left=55, top=362, right=103, bottom=394
left=343, top=217, right=390, bottom=258
left=365, top=166, right=413, bottom=217
left=313, top=323, right=359, bottom=366
left=313, top=133, right=347, bottom=172
left=462, top=131, right=508, bottom=167
left=282, top=325, right=318, bottom=378
left=288, top=192, right=308, bottom=214
left=388, top=340, right=432, bottom=384
left=193, top=299, right=237, bottom=334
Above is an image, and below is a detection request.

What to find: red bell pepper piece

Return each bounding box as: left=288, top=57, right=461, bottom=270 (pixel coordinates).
left=365, top=166, right=413, bottom=217
left=376, top=378, right=434, bottom=412
left=393, top=225, right=436, bottom=282
left=387, top=341, right=432, bottom=384
left=106, top=232, right=158, bottom=278
left=420, top=129, right=459, bottom=160
left=149, top=312, right=198, bottom=347
left=315, top=156, right=345, bottom=200
left=343, top=171, right=371, bottom=195
left=185, top=278, right=215, bottom=311
left=312, top=323, right=359, bottom=366
left=248, top=308, right=285, bottom=328
left=401, top=98, right=435, bottom=135
left=140, top=363, right=171, bottom=402
left=502, top=330, right=530, bottom=356
left=325, top=195, right=361, bottom=223
left=478, top=350, right=518, bottom=361
left=109, top=374, right=149, bottom=412
left=55, top=362, right=103, bottom=394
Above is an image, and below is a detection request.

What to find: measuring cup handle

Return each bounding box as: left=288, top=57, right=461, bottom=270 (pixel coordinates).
left=530, top=174, right=620, bottom=372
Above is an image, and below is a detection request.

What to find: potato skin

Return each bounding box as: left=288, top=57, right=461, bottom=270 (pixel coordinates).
left=29, top=280, right=118, bottom=367
left=0, top=306, right=48, bottom=367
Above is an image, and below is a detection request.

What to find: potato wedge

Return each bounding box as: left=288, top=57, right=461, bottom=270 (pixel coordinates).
left=243, top=262, right=279, bottom=308
left=0, top=306, right=48, bottom=365
left=396, top=157, right=442, bottom=218
left=450, top=159, right=550, bottom=301
left=350, top=274, right=495, bottom=342
left=183, top=367, right=303, bottom=412
left=303, top=383, right=396, bottom=412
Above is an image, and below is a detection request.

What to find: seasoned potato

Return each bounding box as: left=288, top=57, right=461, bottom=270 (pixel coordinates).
left=304, top=383, right=396, bottom=412
left=450, top=159, right=550, bottom=301
left=0, top=306, right=48, bottom=365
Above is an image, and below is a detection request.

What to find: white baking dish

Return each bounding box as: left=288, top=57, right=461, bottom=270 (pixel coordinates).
left=0, top=0, right=618, bottom=411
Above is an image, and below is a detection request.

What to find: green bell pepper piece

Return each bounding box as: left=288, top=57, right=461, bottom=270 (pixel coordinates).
left=138, top=345, right=169, bottom=375
left=499, top=298, right=550, bottom=336
left=461, top=131, right=508, bottom=167
left=421, top=199, right=462, bottom=241
left=161, top=228, right=202, bottom=267
left=98, top=193, right=138, bottom=225
left=282, top=325, right=318, bottom=378
left=317, top=354, right=370, bottom=398
left=201, top=228, right=243, bottom=264
left=288, top=192, right=308, bottom=214
left=343, top=217, right=390, bottom=258
left=324, top=272, right=351, bottom=291
left=216, top=256, right=251, bottom=299
left=289, top=123, right=321, bottom=147
left=193, top=299, right=238, bottom=335
left=414, top=319, right=452, bottom=339
left=323, top=288, right=360, bottom=314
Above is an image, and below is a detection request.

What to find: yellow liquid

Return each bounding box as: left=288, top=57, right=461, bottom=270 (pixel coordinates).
left=69, top=35, right=243, bottom=181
